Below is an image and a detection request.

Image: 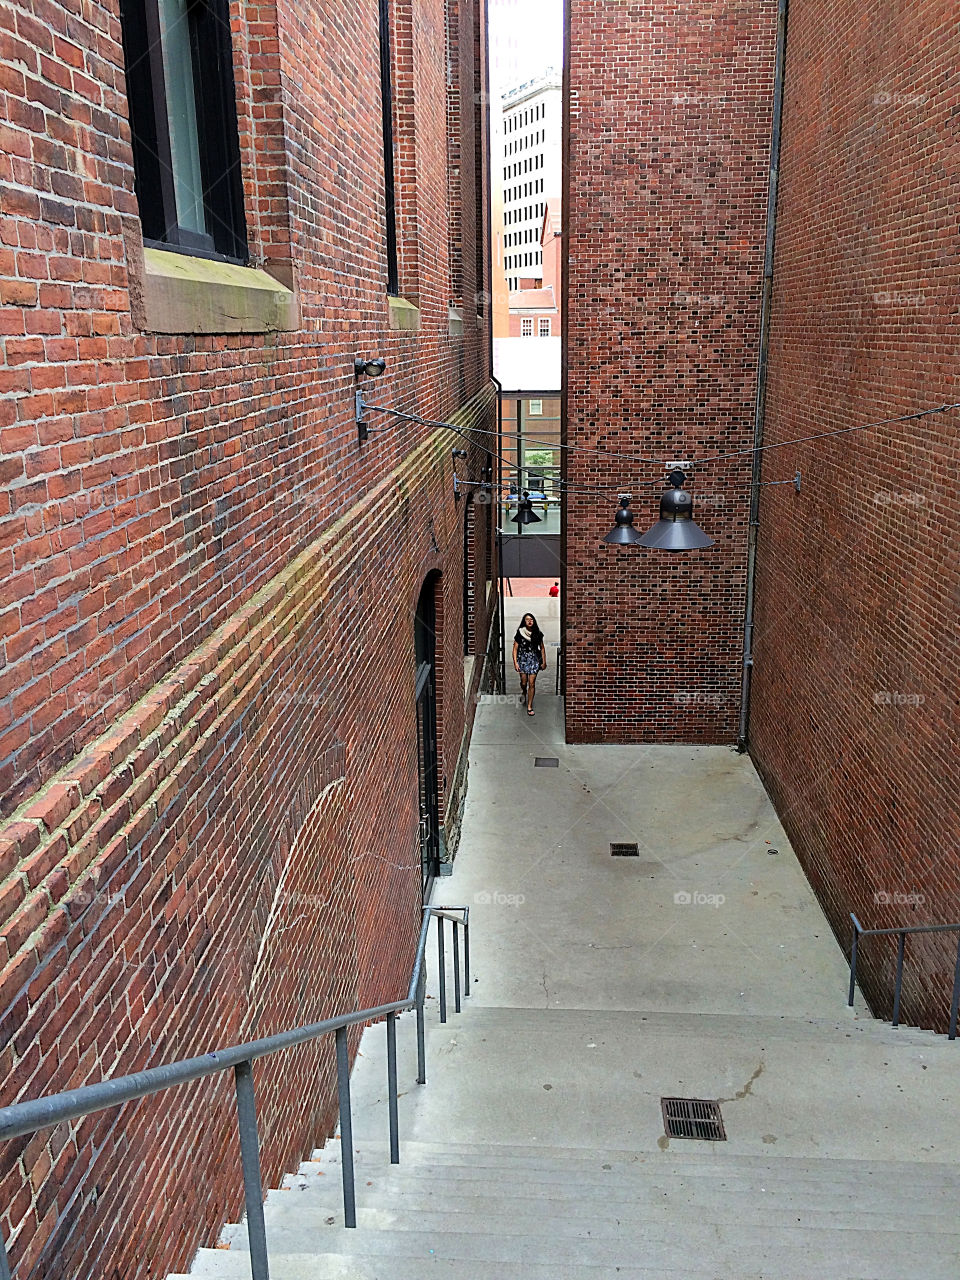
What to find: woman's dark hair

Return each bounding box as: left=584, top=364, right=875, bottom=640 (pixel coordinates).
left=517, top=613, right=544, bottom=646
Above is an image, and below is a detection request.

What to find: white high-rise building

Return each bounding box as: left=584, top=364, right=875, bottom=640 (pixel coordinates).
left=500, top=70, right=562, bottom=291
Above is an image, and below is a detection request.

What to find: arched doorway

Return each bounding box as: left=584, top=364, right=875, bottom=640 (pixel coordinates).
left=414, top=574, right=441, bottom=899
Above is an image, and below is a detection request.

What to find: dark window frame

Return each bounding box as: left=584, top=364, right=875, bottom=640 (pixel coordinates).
left=378, top=0, right=400, bottom=296
left=119, top=0, right=248, bottom=264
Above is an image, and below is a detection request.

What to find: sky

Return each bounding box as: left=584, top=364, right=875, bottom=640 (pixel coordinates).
left=488, top=0, right=564, bottom=97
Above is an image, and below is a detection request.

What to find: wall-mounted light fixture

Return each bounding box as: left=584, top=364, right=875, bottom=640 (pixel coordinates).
left=354, top=356, right=387, bottom=442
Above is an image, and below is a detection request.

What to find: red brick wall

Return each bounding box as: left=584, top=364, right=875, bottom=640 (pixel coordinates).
left=749, top=0, right=960, bottom=1030
left=562, top=0, right=778, bottom=742
left=0, top=0, right=493, bottom=1275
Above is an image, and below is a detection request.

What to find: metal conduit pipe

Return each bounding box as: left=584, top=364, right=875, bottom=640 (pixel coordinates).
left=491, top=373, right=506, bottom=693
left=737, top=0, right=790, bottom=752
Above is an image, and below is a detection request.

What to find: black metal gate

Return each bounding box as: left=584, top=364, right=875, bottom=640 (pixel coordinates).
left=414, top=576, right=441, bottom=899
left=414, top=661, right=440, bottom=899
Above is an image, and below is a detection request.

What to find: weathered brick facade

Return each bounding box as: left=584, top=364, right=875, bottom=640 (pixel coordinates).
left=749, top=0, right=960, bottom=1031
left=562, top=0, right=958, bottom=1030
left=562, top=0, right=779, bottom=743
left=0, top=0, right=494, bottom=1276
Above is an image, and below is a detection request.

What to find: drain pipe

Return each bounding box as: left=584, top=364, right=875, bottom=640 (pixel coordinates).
left=737, top=0, right=790, bottom=753
left=491, top=373, right=506, bottom=693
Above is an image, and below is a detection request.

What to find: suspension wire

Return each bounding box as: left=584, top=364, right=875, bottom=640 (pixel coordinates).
left=362, top=397, right=960, bottom=502
left=689, top=400, right=960, bottom=468
left=361, top=401, right=665, bottom=466
left=459, top=474, right=798, bottom=500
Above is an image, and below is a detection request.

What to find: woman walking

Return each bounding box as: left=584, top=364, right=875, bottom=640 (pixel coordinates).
left=513, top=613, right=547, bottom=716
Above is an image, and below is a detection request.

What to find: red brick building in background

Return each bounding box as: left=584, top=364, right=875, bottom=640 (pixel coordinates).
left=563, top=0, right=779, bottom=741
left=0, top=0, right=493, bottom=1275
left=563, top=0, right=959, bottom=1031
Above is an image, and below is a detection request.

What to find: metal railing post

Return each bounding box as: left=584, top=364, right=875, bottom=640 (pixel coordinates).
left=386, top=1012, right=399, bottom=1163
left=335, top=1026, right=356, bottom=1228
left=949, top=934, right=960, bottom=1042
left=437, top=913, right=447, bottom=1024
left=463, top=913, right=471, bottom=997
left=453, top=921, right=462, bottom=1014
left=848, top=920, right=859, bottom=1007
left=892, top=932, right=906, bottom=1027
left=416, top=963, right=427, bottom=1085
left=0, top=1231, right=11, bottom=1280
left=234, top=1061, right=270, bottom=1280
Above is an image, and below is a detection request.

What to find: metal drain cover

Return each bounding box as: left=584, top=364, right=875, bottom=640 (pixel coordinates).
left=661, top=1097, right=726, bottom=1141
left=610, top=842, right=640, bottom=857
left=534, top=757, right=559, bottom=767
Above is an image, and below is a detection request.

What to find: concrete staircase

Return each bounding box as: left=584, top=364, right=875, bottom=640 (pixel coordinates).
left=170, top=1004, right=960, bottom=1280
left=169, top=710, right=960, bottom=1279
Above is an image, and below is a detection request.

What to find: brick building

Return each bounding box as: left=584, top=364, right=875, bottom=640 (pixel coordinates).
left=563, top=0, right=779, bottom=742
left=0, top=0, right=494, bottom=1275
left=563, top=0, right=959, bottom=1031
left=748, top=0, right=960, bottom=1034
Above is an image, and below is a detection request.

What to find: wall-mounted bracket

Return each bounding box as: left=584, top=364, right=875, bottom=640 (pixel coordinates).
left=357, top=390, right=369, bottom=443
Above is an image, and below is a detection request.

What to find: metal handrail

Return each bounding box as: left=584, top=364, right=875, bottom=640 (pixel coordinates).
left=848, top=912, right=960, bottom=1040
left=0, top=904, right=471, bottom=1280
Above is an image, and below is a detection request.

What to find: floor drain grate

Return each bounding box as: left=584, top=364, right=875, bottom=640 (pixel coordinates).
left=610, top=842, right=640, bottom=857
left=534, top=758, right=559, bottom=768
left=661, top=1097, right=726, bottom=1141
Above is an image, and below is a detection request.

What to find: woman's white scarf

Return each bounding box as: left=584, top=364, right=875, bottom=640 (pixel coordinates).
left=519, top=626, right=533, bottom=642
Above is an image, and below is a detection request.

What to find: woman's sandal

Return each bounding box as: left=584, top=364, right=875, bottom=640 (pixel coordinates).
left=527, top=708, right=535, bottom=716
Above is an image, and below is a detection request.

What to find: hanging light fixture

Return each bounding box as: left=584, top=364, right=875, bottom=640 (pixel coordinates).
left=636, top=470, right=714, bottom=550
left=602, top=495, right=643, bottom=545
left=511, top=490, right=542, bottom=526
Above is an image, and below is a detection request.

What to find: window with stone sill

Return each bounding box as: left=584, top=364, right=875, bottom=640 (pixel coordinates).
left=119, top=0, right=247, bottom=263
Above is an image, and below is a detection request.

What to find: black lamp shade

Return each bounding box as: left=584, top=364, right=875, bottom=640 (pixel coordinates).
left=511, top=492, right=542, bottom=526
left=603, top=496, right=642, bottom=545
left=636, top=472, right=714, bottom=550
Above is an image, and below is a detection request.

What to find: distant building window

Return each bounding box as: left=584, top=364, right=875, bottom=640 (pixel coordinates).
left=119, top=0, right=247, bottom=261
left=529, top=399, right=543, bottom=415
left=539, top=318, right=551, bottom=337
left=521, top=318, right=534, bottom=337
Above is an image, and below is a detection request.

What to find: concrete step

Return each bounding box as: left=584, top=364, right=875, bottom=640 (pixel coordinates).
left=288, top=1166, right=960, bottom=1220
left=303, top=1143, right=960, bottom=1202
left=183, top=1224, right=960, bottom=1279
left=313, top=1137, right=960, bottom=1179
left=452, top=1003, right=951, bottom=1048
left=168, top=1260, right=858, bottom=1280
left=225, top=1192, right=960, bottom=1241
left=259, top=1173, right=960, bottom=1226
